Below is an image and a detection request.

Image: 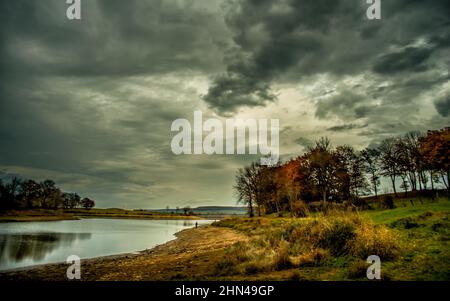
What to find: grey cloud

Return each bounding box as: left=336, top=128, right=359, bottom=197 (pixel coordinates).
left=0, top=0, right=227, bottom=78
left=203, top=0, right=450, bottom=113
left=434, top=96, right=450, bottom=117
left=327, top=124, right=368, bottom=132
left=372, top=46, right=434, bottom=75
left=315, top=90, right=369, bottom=121
left=295, top=137, right=313, bottom=149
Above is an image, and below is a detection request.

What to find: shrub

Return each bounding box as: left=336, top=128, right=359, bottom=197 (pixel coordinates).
left=230, top=242, right=251, bottom=263
left=272, top=241, right=293, bottom=271
left=214, top=256, right=238, bottom=276
left=288, top=212, right=400, bottom=260
left=432, top=222, right=444, bottom=232
left=289, top=214, right=361, bottom=255
left=265, top=230, right=284, bottom=248
left=308, top=201, right=324, bottom=212
left=292, top=200, right=310, bottom=217
left=317, top=218, right=357, bottom=255
left=349, top=197, right=371, bottom=210
left=243, top=262, right=266, bottom=275
left=347, top=260, right=369, bottom=279
left=214, top=242, right=251, bottom=275
left=297, top=248, right=329, bottom=267
left=350, top=222, right=400, bottom=260
left=289, top=270, right=303, bottom=281
left=380, top=195, right=395, bottom=209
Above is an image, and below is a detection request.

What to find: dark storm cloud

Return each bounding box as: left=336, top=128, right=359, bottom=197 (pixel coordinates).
left=203, top=0, right=450, bottom=113
left=372, top=46, right=434, bottom=74
left=315, top=90, right=371, bottom=121
left=203, top=0, right=358, bottom=113
left=0, top=0, right=226, bottom=78
left=435, top=96, right=450, bottom=117
left=0, top=74, right=218, bottom=207
left=0, top=0, right=236, bottom=208
left=327, top=124, right=368, bottom=132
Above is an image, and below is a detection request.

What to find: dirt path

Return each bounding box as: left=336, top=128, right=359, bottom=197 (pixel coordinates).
left=0, top=226, right=246, bottom=281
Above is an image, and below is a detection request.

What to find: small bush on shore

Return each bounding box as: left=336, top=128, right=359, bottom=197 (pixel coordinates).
left=288, top=213, right=400, bottom=261
left=350, top=222, right=399, bottom=260
left=272, top=241, right=293, bottom=270
left=289, top=213, right=361, bottom=256
left=297, top=248, right=329, bottom=267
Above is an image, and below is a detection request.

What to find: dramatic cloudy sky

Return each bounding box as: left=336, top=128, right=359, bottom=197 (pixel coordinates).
left=0, top=0, right=449, bottom=208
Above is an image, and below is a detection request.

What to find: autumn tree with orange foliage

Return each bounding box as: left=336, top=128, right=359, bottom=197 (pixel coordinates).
left=419, top=128, right=450, bottom=192
left=234, top=127, right=449, bottom=217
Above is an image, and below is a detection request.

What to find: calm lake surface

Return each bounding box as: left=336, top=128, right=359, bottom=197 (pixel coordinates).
left=0, top=218, right=214, bottom=271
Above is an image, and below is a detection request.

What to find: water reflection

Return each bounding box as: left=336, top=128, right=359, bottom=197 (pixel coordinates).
left=0, top=219, right=213, bottom=270
left=0, top=233, right=91, bottom=264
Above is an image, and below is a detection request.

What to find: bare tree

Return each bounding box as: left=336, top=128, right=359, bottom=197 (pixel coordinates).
left=379, top=138, right=401, bottom=197
left=403, top=131, right=424, bottom=191
left=361, top=147, right=381, bottom=198
left=308, top=138, right=335, bottom=202
left=234, top=162, right=264, bottom=217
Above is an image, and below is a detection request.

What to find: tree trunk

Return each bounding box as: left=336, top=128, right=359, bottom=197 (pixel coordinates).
left=275, top=199, right=280, bottom=214
left=420, top=172, right=427, bottom=190
left=441, top=170, right=450, bottom=194
left=439, top=174, right=447, bottom=189
left=372, top=172, right=378, bottom=199
left=248, top=196, right=254, bottom=218
left=403, top=178, right=408, bottom=197
left=418, top=175, right=422, bottom=191
left=447, top=170, right=450, bottom=191
left=430, top=171, right=435, bottom=191
left=391, top=176, right=397, bottom=196
left=447, top=170, right=450, bottom=197
left=408, top=172, right=417, bottom=191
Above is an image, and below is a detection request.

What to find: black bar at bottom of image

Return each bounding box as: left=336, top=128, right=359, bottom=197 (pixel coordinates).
left=1, top=281, right=447, bottom=300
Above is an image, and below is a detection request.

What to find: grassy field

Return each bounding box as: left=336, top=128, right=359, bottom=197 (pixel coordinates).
left=0, top=209, right=78, bottom=222
left=212, top=197, right=450, bottom=280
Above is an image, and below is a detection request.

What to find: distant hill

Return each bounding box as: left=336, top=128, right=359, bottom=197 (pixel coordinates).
left=153, top=206, right=247, bottom=216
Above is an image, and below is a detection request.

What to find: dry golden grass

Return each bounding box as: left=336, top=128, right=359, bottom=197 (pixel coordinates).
left=213, top=210, right=401, bottom=277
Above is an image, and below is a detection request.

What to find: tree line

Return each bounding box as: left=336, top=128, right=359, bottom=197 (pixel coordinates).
left=0, top=177, right=95, bottom=211
left=235, top=127, right=449, bottom=217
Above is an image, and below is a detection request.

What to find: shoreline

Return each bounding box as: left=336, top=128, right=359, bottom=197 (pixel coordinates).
left=0, top=224, right=246, bottom=280
left=0, top=208, right=235, bottom=223
left=0, top=213, right=213, bottom=223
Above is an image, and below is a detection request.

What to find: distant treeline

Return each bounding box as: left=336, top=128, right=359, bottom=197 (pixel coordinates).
left=235, top=127, right=449, bottom=217
left=0, top=177, right=95, bottom=211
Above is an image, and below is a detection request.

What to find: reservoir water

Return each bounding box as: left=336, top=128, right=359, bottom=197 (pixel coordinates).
left=0, top=218, right=213, bottom=271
